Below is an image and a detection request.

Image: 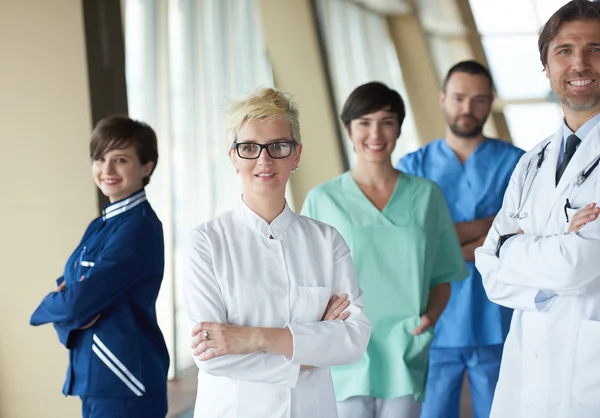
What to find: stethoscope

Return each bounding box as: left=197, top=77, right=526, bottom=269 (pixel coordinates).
left=509, top=142, right=600, bottom=220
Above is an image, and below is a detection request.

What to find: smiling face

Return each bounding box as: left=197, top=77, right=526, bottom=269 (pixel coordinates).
left=347, top=107, right=400, bottom=164
left=92, top=146, right=153, bottom=203
left=545, top=19, right=600, bottom=114
left=229, top=117, right=301, bottom=201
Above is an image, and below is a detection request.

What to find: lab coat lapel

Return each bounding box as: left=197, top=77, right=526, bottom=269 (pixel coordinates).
left=530, top=131, right=561, bottom=225
left=554, top=124, right=600, bottom=200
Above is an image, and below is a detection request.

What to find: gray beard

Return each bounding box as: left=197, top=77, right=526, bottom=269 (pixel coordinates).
left=558, top=92, right=600, bottom=112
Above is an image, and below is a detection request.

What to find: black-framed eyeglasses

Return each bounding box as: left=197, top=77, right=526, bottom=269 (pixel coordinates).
left=231, top=141, right=297, bottom=160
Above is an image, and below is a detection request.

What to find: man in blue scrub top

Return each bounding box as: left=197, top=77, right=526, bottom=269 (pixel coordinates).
left=397, top=61, right=524, bottom=418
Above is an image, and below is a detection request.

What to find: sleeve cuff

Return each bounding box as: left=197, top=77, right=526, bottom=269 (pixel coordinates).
left=534, top=289, right=557, bottom=312
left=499, top=235, right=519, bottom=259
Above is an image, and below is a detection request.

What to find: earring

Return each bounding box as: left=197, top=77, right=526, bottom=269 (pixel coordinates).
left=292, top=165, right=300, bottom=173
left=236, top=169, right=239, bottom=175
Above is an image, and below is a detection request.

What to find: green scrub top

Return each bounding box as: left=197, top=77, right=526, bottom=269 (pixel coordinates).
left=301, top=171, right=467, bottom=402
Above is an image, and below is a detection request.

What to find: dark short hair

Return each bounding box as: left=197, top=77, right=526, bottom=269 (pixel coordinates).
left=90, top=116, right=159, bottom=186
left=442, top=60, right=494, bottom=92
left=539, top=0, right=600, bottom=68
left=340, top=82, right=406, bottom=132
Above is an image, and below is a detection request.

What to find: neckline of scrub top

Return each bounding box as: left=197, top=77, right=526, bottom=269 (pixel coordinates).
left=235, top=196, right=295, bottom=240
left=342, top=171, right=410, bottom=226
left=102, top=189, right=147, bottom=220
left=440, top=137, right=491, bottom=167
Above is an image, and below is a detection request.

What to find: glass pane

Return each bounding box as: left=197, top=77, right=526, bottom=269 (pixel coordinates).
left=316, top=0, right=420, bottom=167
left=534, top=0, right=570, bottom=27
left=469, top=0, right=538, bottom=35
left=504, top=103, right=563, bottom=151
left=483, top=35, right=551, bottom=100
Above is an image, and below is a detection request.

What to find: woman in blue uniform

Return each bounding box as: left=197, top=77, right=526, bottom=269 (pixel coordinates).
left=30, top=116, right=169, bottom=418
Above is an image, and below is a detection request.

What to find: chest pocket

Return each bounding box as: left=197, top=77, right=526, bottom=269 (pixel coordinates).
left=78, top=257, right=96, bottom=282
left=291, top=286, right=332, bottom=323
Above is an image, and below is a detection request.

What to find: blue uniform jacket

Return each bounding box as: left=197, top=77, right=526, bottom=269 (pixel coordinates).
left=30, top=189, right=169, bottom=397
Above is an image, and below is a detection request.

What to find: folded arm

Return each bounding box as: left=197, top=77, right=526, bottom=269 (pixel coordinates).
left=475, top=160, right=552, bottom=310
left=183, top=229, right=301, bottom=387
left=285, top=231, right=371, bottom=367
left=30, top=217, right=162, bottom=328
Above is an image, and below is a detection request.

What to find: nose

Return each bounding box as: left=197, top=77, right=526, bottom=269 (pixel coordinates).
left=103, top=160, right=116, bottom=174
left=369, top=122, right=381, bottom=139
left=256, top=147, right=273, bottom=165
left=461, top=99, right=473, bottom=115
left=571, top=49, right=590, bottom=72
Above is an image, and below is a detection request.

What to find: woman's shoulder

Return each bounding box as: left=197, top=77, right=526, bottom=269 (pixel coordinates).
left=400, top=171, right=440, bottom=193
left=306, top=173, right=348, bottom=199
left=191, top=209, right=236, bottom=235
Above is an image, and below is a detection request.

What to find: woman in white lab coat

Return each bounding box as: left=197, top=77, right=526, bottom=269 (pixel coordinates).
left=475, top=2, right=600, bottom=417
left=183, top=87, right=371, bottom=418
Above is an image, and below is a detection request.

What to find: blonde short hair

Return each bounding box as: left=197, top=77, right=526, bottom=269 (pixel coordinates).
left=227, top=87, right=301, bottom=144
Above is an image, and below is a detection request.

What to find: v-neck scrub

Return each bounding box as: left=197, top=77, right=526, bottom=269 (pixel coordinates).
left=302, top=172, right=467, bottom=401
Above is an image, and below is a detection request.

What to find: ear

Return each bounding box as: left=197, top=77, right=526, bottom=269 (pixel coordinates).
left=293, top=143, right=303, bottom=167
left=439, top=90, right=446, bottom=109
left=228, top=148, right=239, bottom=172
left=544, top=65, right=550, bottom=80
left=142, top=161, right=154, bottom=178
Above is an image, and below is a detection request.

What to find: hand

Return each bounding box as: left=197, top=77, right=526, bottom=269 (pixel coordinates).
left=569, top=203, right=600, bottom=233
left=54, top=281, right=66, bottom=293
left=412, top=314, right=433, bottom=336
left=79, top=314, right=101, bottom=330
left=191, top=322, right=258, bottom=361
left=321, top=294, right=350, bottom=321
left=300, top=295, right=351, bottom=371
left=515, top=229, right=524, bottom=234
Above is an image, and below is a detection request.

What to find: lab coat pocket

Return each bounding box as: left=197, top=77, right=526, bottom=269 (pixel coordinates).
left=293, top=286, right=332, bottom=323
left=565, top=207, right=579, bottom=230
left=89, top=331, right=145, bottom=396
left=572, top=319, right=600, bottom=403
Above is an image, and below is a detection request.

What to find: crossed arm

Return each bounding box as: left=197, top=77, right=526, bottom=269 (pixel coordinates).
left=456, top=216, right=495, bottom=262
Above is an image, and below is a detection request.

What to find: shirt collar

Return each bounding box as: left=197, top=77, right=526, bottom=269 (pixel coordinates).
left=235, top=195, right=295, bottom=239
left=103, top=189, right=147, bottom=220
left=561, top=112, right=600, bottom=147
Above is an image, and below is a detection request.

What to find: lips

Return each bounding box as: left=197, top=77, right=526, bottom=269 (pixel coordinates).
left=101, top=179, right=121, bottom=185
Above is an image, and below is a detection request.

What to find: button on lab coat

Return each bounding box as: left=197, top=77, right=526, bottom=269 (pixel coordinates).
left=183, top=198, right=371, bottom=418
left=475, top=125, right=600, bottom=418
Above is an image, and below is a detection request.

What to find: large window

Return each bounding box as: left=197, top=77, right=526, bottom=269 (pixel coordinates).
left=123, top=0, right=273, bottom=375
left=469, top=0, right=569, bottom=150
left=316, top=0, right=420, bottom=166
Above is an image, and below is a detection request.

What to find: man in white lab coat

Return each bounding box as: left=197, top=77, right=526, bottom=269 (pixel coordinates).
left=475, top=1, right=600, bottom=417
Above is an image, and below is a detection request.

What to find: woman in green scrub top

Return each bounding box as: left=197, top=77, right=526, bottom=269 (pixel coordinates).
left=302, top=82, right=467, bottom=418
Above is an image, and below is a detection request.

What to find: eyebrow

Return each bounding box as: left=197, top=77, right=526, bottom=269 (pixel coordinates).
left=357, top=114, right=397, bottom=120
left=552, top=42, right=600, bottom=51
left=236, top=138, right=293, bottom=144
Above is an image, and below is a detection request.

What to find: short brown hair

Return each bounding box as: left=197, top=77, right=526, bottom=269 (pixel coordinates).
left=340, top=82, right=406, bottom=133
left=90, top=116, right=159, bottom=186
left=538, top=0, right=600, bottom=68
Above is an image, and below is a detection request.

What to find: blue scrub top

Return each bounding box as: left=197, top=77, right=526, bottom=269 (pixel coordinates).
left=398, top=138, right=525, bottom=348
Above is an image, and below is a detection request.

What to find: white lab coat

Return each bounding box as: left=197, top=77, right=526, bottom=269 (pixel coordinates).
left=475, top=125, right=600, bottom=418
left=183, top=198, right=371, bottom=418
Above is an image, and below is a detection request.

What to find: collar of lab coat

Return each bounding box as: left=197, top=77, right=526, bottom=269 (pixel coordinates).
left=102, top=189, right=147, bottom=220
left=538, top=123, right=600, bottom=219
left=236, top=196, right=295, bottom=240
